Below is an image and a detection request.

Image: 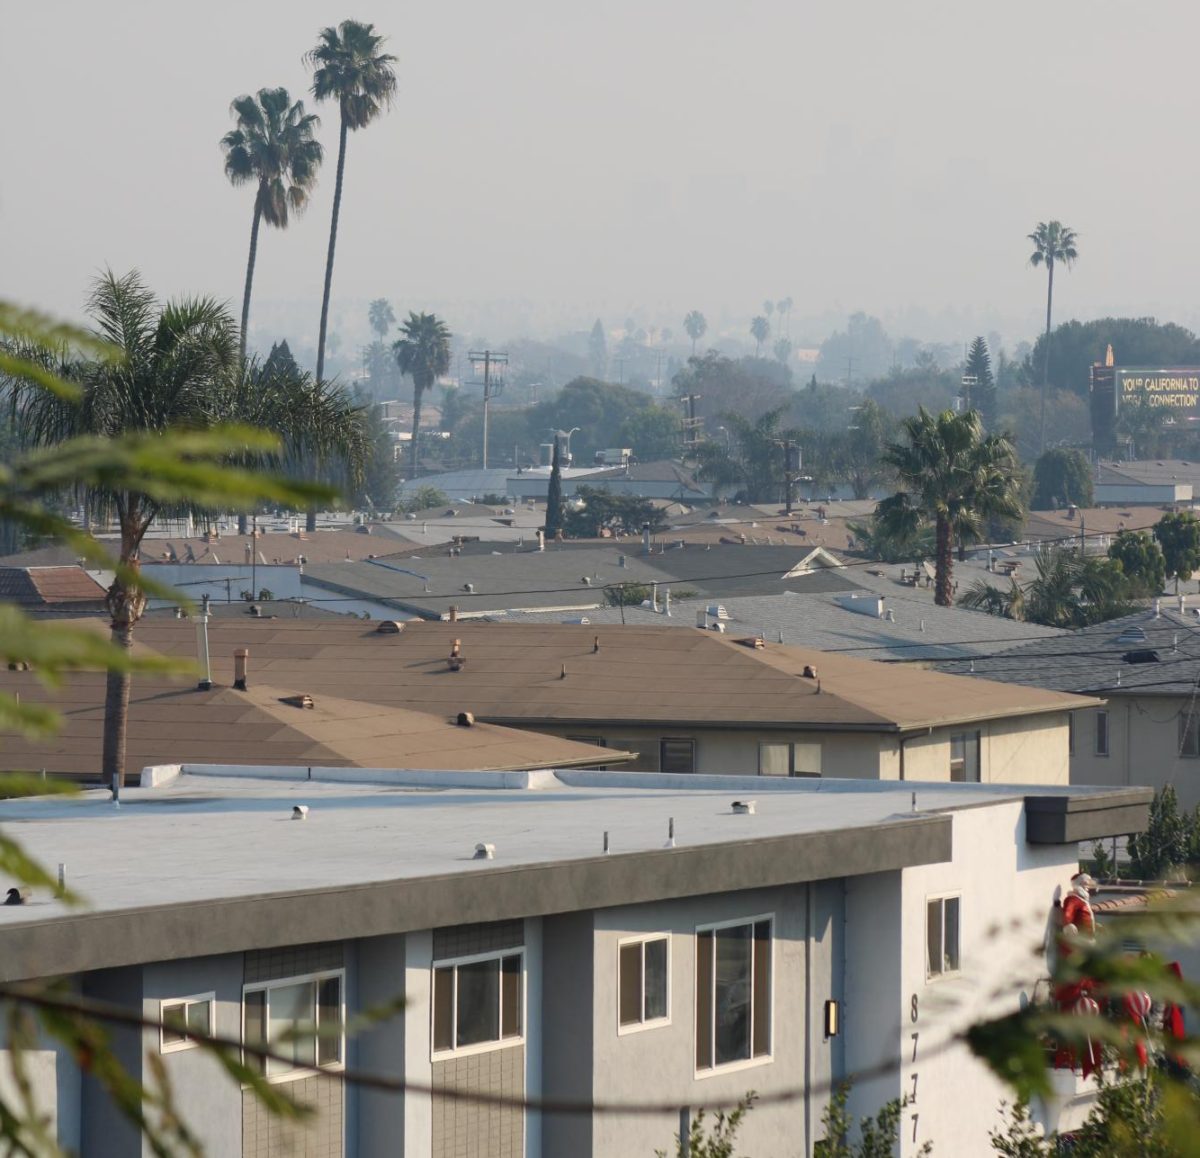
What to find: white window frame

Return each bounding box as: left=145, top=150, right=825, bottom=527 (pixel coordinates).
left=694, top=913, right=774, bottom=1079
left=430, top=948, right=526, bottom=1061
left=617, top=934, right=671, bottom=1035
left=241, top=969, right=345, bottom=1084
left=926, top=894, right=962, bottom=980
left=757, top=741, right=822, bottom=777
left=159, top=992, right=215, bottom=1054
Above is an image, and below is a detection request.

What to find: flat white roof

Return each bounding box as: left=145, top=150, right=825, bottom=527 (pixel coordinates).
left=0, top=768, right=1120, bottom=924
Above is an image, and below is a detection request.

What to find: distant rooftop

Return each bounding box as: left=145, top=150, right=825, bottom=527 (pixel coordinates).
left=0, top=566, right=107, bottom=609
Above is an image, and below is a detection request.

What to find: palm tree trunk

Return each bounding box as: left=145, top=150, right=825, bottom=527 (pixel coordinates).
left=410, top=384, right=423, bottom=482
left=101, top=623, right=134, bottom=790
left=315, top=117, right=348, bottom=385
left=1038, top=259, right=1055, bottom=455
left=934, top=514, right=953, bottom=607
left=239, top=189, right=264, bottom=365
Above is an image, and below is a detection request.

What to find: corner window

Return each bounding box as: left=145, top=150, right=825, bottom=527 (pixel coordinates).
left=926, top=896, right=961, bottom=978
left=243, top=972, right=343, bottom=1079
left=949, top=731, right=981, bottom=782
left=758, top=742, right=822, bottom=777
left=432, top=951, right=523, bottom=1058
left=161, top=993, right=214, bottom=1053
left=695, top=917, right=772, bottom=1073
left=1181, top=713, right=1200, bottom=758
left=618, top=936, right=670, bottom=1032
left=1095, top=710, right=1110, bottom=757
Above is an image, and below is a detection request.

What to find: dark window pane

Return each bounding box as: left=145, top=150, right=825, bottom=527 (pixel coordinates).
left=696, top=931, right=713, bottom=1069
left=162, top=1002, right=188, bottom=1048
left=619, top=943, right=643, bottom=1026
left=644, top=939, right=668, bottom=1022
left=185, top=1000, right=210, bottom=1038
left=1096, top=711, right=1109, bottom=756
left=501, top=955, right=522, bottom=1039
left=714, top=925, right=752, bottom=1065
left=433, top=967, right=454, bottom=1052
left=944, top=898, right=961, bottom=972
left=752, top=921, right=771, bottom=1057
left=455, top=959, right=500, bottom=1047
left=927, top=900, right=943, bottom=977
left=661, top=740, right=695, bottom=775
left=244, top=990, right=267, bottom=1074
left=318, top=977, right=342, bottom=1065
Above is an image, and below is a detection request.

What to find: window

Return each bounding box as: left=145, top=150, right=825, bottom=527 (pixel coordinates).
left=695, top=917, right=772, bottom=1072
left=618, top=936, right=670, bottom=1031
left=160, top=994, right=214, bottom=1053
left=1181, top=713, right=1200, bottom=758
left=605, top=739, right=697, bottom=774
left=758, top=742, right=822, bottom=777
left=243, top=972, right=343, bottom=1079
left=1095, top=710, right=1110, bottom=757
left=432, top=951, right=523, bottom=1057
left=949, top=731, right=981, bottom=782
left=926, top=896, right=961, bottom=978
left=608, top=739, right=659, bottom=772
left=660, top=739, right=695, bottom=775
left=1068, top=711, right=1075, bottom=756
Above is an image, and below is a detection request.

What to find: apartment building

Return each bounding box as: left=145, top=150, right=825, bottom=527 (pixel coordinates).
left=0, top=765, right=1148, bottom=1156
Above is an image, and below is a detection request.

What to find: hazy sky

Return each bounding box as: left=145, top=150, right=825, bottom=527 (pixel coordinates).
left=6, top=1, right=1200, bottom=351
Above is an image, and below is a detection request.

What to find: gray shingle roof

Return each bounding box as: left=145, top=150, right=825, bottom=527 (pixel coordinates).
left=937, top=606, right=1200, bottom=695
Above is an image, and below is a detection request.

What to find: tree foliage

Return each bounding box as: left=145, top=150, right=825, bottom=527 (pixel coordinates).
left=655, top=1095, right=755, bottom=1158
left=1127, top=786, right=1199, bottom=882
left=1108, top=530, right=1166, bottom=597
left=693, top=407, right=796, bottom=504
left=683, top=309, right=707, bottom=354
left=393, top=312, right=451, bottom=480
left=1154, top=511, right=1200, bottom=591
left=876, top=408, right=1023, bottom=606
left=562, top=485, right=662, bottom=538
left=544, top=440, right=564, bottom=538
left=1032, top=448, right=1094, bottom=510
left=959, top=546, right=1133, bottom=628
left=816, top=1083, right=930, bottom=1157
left=965, top=336, right=998, bottom=431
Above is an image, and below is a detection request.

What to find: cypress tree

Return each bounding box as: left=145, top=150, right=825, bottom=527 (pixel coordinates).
left=964, top=336, right=997, bottom=431
left=545, top=441, right=564, bottom=539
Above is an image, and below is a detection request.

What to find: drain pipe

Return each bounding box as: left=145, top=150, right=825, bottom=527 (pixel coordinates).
left=195, top=612, right=213, bottom=691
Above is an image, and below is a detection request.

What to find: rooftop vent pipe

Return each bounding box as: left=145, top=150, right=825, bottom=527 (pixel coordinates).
left=233, top=647, right=248, bottom=691
left=196, top=614, right=213, bottom=691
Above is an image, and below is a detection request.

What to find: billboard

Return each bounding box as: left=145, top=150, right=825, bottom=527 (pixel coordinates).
left=1116, top=367, right=1200, bottom=413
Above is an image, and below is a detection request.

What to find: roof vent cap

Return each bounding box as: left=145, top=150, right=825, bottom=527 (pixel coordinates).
left=731, top=800, right=757, bottom=815
left=292, top=805, right=309, bottom=820
left=474, top=842, right=495, bottom=860
left=280, top=694, right=314, bottom=709
left=375, top=620, right=405, bottom=634
left=457, top=711, right=475, bottom=727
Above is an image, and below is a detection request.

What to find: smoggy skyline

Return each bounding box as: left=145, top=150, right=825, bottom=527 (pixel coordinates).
left=5, top=0, right=1200, bottom=355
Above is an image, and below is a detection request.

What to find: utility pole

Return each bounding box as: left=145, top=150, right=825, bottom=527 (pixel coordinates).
left=468, top=350, right=508, bottom=469
left=960, top=374, right=977, bottom=412
left=678, top=393, right=703, bottom=456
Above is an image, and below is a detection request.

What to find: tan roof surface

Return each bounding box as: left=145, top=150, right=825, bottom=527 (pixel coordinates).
left=0, top=674, right=625, bottom=777
left=21, top=618, right=1094, bottom=735
left=1024, top=506, right=1165, bottom=542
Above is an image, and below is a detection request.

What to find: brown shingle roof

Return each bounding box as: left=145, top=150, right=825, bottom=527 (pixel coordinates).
left=0, top=567, right=107, bottom=608
left=22, top=618, right=1092, bottom=734
left=0, top=674, right=626, bottom=777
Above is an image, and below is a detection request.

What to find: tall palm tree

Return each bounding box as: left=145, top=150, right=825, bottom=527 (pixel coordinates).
left=221, top=88, right=323, bottom=363
left=368, top=297, right=395, bottom=341
left=1028, top=220, right=1079, bottom=454
left=10, top=271, right=238, bottom=787
left=683, top=310, right=707, bottom=356
left=875, top=408, right=1023, bottom=607
left=393, top=312, right=451, bottom=480
left=750, top=315, right=770, bottom=356
left=307, top=21, right=397, bottom=384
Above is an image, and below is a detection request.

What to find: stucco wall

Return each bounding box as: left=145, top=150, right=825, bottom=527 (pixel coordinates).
left=587, top=885, right=814, bottom=1158
left=1070, top=698, right=1197, bottom=807
left=81, top=966, right=142, bottom=1157
left=897, top=801, right=1067, bottom=1156
left=141, top=954, right=244, bottom=1158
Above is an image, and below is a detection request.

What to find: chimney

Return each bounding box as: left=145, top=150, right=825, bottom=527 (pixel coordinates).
left=233, top=647, right=249, bottom=691
left=449, top=605, right=459, bottom=622
left=195, top=613, right=213, bottom=691
left=696, top=609, right=708, bottom=629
